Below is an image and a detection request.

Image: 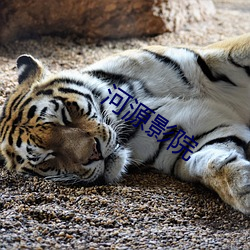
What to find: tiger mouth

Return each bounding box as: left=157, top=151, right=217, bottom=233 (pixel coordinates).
left=104, top=143, right=120, bottom=165
left=83, top=138, right=103, bottom=165
left=94, top=137, right=103, bottom=159
left=94, top=138, right=121, bottom=161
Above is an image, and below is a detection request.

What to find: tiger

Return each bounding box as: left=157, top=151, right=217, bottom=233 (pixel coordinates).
left=1, top=33, right=250, bottom=214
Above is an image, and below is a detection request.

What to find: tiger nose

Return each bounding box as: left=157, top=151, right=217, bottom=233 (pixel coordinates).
left=89, top=138, right=103, bottom=161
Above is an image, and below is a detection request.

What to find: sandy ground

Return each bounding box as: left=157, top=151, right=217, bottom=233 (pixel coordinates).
left=0, top=0, right=250, bottom=249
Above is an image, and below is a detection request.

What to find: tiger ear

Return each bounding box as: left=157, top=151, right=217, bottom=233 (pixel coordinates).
left=17, top=55, right=44, bottom=86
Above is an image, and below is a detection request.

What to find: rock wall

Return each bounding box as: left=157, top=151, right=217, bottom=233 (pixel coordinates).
left=0, top=0, right=215, bottom=44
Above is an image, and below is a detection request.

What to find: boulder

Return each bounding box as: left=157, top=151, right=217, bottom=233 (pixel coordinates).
left=0, top=0, right=215, bottom=44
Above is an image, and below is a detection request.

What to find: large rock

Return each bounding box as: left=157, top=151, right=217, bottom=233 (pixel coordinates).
left=0, top=0, right=215, bottom=44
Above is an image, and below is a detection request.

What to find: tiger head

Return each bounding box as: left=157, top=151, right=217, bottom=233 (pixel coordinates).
left=0, top=55, right=130, bottom=185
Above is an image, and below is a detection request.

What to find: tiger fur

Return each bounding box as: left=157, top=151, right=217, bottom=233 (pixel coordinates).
left=1, top=33, right=250, bottom=214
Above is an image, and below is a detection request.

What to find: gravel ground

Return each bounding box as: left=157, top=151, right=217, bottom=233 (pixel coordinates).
left=0, top=0, right=250, bottom=249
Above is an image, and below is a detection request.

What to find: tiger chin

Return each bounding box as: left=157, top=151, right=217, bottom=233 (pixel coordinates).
left=1, top=34, right=250, bottom=215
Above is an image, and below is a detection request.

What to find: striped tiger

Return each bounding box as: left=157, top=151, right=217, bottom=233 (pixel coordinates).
left=1, top=33, right=250, bottom=214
